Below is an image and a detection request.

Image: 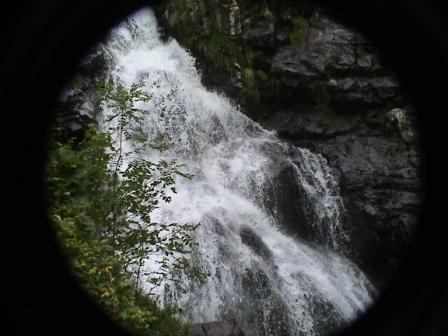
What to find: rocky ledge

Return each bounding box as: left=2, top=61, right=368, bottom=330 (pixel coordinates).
left=156, top=0, right=421, bottom=287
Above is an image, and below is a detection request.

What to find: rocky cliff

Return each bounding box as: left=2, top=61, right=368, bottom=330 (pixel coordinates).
left=155, top=0, right=421, bottom=286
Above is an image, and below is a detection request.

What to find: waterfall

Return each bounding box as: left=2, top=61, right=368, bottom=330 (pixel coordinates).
left=83, top=8, right=374, bottom=336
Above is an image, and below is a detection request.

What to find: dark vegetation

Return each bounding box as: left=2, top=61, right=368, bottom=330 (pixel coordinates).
left=46, top=80, right=207, bottom=335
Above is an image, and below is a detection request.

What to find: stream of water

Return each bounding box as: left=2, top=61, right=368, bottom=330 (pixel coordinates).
left=88, top=8, right=374, bottom=336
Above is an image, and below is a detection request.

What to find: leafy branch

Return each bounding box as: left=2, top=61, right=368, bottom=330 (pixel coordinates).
left=47, top=78, right=206, bottom=335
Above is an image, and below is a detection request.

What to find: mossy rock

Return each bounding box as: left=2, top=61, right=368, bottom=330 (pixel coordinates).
left=289, top=15, right=309, bottom=47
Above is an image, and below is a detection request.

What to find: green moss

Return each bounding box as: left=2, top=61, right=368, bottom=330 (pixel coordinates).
left=242, top=68, right=255, bottom=87
left=262, top=3, right=275, bottom=22
left=243, top=48, right=260, bottom=67
left=268, top=73, right=281, bottom=97
left=313, top=82, right=329, bottom=102
left=354, top=44, right=366, bottom=58
left=241, top=69, right=272, bottom=107
left=186, top=30, right=205, bottom=46
left=316, top=102, right=336, bottom=122
left=289, top=15, right=309, bottom=47
left=382, top=117, right=397, bottom=135
left=242, top=68, right=260, bottom=103
left=164, top=0, right=201, bottom=35
left=202, top=33, right=239, bottom=73
left=254, top=70, right=268, bottom=82
left=164, top=0, right=185, bottom=27
left=193, top=4, right=205, bottom=18
left=312, top=83, right=336, bottom=122
left=71, top=73, right=84, bottom=89
left=163, top=0, right=281, bottom=113
left=238, top=0, right=271, bottom=17
left=186, top=29, right=257, bottom=80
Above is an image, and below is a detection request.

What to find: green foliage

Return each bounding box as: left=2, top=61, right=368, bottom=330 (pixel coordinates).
left=54, top=214, right=192, bottom=335
left=163, top=0, right=199, bottom=28
left=241, top=68, right=271, bottom=106
left=381, top=115, right=397, bottom=135
left=47, top=80, right=206, bottom=335
left=186, top=30, right=205, bottom=46
left=185, top=28, right=255, bottom=79
left=242, top=68, right=258, bottom=101
left=197, top=32, right=240, bottom=75
left=312, top=83, right=336, bottom=123
left=238, top=0, right=273, bottom=19
left=290, top=15, right=309, bottom=47
left=316, top=102, right=336, bottom=122
left=71, top=73, right=85, bottom=89
left=261, top=1, right=275, bottom=23
left=354, top=44, right=366, bottom=59
left=162, top=0, right=298, bottom=119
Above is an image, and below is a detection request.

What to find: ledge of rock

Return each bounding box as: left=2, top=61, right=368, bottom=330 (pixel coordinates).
left=154, top=0, right=422, bottom=286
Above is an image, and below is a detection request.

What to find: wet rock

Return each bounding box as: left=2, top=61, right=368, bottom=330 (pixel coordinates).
left=239, top=226, right=273, bottom=261
left=293, top=129, right=421, bottom=284
left=263, top=161, right=310, bottom=240
left=57, top=89, right=96, bottom=144
left=327, top=76, right=401, bottom=107
left=264, top=104, right=360, bottom=139
left=159, top=0, right=421, bottom=286
left=305, top=13, right=358, bottom=73
left=272, top=46, right=325, bottom=79
left=238, top=265, right=291, bottom=336
left=272, top=56, right=401, bottom=111
left=386, top=108, right=418, bottom=144
left=242, top=15, right=275, bottom=48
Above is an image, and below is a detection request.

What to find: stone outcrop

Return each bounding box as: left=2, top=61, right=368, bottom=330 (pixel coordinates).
left=156, top=0, right=421, bottom=286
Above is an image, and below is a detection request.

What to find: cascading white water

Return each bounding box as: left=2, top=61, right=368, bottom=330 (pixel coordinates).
left=92, top=8, right=374, bottom=336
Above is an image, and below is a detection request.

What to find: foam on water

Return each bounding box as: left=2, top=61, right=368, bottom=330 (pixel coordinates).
left=95, top=8, right=375, bottom=336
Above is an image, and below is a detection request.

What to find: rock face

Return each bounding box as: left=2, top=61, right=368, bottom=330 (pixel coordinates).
left=56, top=50, right=107, bottom=143
left=156, top=0, right=421, bottom=286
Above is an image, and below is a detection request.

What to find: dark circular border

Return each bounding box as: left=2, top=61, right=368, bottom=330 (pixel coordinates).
left=2, top=0, right=447, bottom=335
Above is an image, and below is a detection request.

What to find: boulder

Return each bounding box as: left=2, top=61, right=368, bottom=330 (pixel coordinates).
left=239, top=226, right=274, bottom=261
